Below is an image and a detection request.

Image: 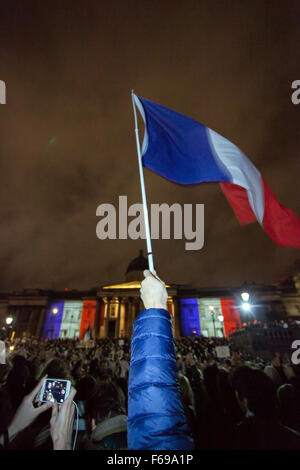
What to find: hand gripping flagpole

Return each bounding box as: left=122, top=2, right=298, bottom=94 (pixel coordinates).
left=131, top=90, right=154, bottom=272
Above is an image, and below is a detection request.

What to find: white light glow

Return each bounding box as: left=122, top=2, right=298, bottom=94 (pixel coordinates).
left=6, top=316, right=13, bottom=325
left=52, top=308, right=58, bottom=314
left=241, top=292, right=250, bottom=302
left=218, top=315, right=224, bottom=322
left=242, top=302, right=251, bottom=311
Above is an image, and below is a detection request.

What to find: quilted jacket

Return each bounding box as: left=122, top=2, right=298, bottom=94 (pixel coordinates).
left=127, top=308, right=194, bottom=450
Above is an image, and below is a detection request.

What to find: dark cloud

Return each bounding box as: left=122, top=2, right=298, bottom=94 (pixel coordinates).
left=0, top=0, right=299, bottom=291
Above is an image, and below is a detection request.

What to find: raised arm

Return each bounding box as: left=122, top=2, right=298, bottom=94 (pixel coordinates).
left=127, top=270, right=194, bottom=450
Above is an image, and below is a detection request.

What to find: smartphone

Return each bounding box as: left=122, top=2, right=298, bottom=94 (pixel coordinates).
left=40, top=378, right=71, bottom=405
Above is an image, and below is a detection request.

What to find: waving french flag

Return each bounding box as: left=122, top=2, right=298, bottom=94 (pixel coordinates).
left=133, top=94, right=300, bottom=248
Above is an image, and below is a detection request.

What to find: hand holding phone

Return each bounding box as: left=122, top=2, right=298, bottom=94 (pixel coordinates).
left=50, top=386, right=77, bottom=450
left=7, top=375, right=52, bottom=441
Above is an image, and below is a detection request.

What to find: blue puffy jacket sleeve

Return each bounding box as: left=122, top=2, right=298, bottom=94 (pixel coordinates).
left=127, top=308, right=194, bottom=450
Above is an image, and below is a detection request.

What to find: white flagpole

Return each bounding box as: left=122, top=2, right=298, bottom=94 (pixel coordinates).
left=131, top=90, right=154, bottom=272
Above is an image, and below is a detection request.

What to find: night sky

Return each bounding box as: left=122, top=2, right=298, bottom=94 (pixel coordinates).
left=0, top=0, right=299, bottom=291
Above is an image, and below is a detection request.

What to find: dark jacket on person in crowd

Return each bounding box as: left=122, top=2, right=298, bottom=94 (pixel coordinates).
left=232, top=415, right=300, bottom=450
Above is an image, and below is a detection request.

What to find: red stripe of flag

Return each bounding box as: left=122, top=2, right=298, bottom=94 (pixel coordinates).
left=220, top=179, right=300, bottom=248
left=261, top=178, right=300, bottom=248
left=220, top=182, right=257, bottom=225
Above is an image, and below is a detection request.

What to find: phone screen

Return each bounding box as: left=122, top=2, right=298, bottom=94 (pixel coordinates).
left=41, top=379, right=69, bottom=404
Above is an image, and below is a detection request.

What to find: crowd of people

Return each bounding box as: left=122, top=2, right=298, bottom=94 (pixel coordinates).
left=0, top=270, right=300, bottom=450
left=235, top=317, right=300, bottom=330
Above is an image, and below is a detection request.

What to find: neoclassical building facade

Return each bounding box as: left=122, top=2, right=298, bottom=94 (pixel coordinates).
left=1, top=251, right=299, bottom=340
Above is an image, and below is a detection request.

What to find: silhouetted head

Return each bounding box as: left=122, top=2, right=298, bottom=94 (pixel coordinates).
left=231, top=366, right=277, bottom=419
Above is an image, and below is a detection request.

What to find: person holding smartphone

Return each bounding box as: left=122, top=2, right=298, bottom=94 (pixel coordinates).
left=0, top=374, right=76, bottom=450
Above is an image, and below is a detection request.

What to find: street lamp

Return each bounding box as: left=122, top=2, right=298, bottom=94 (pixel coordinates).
left=239, top=290, right=253, bottom=323
left=241, top=292, right=250, bottom=302
left=209, top=306, right=216, bottom=337
left=218, top=314, right=225, bottom=337
left=4, top=316, right=14, bottom=341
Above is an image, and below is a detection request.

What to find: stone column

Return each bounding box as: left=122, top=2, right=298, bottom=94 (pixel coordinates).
left=36, top=306, right=47, bottom=338
left=25, top=308, right=35, bottom=337
left=99, top=297, right=107, bottom=339
left=174, top=297, right=182, bottom=339
left=123, top=298, right=128, bottom=338
left=115, top=297, right=121, bottom=338
left=133, top=297, right=142, bottom=322
left=105, top=298, right=111, bottom=338
left=127, top=297, right=133, bottom=338
left=119, top=298, right=126, bottom=338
